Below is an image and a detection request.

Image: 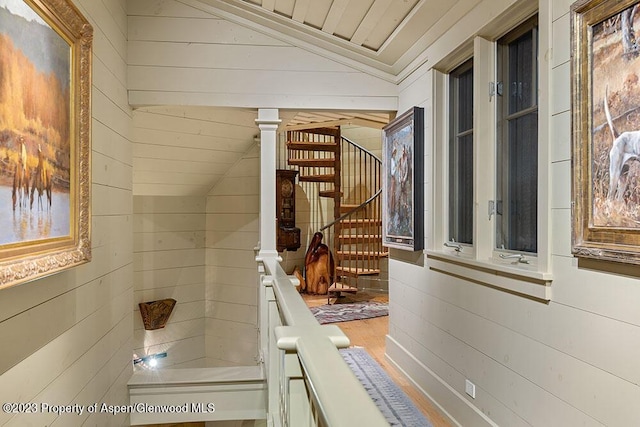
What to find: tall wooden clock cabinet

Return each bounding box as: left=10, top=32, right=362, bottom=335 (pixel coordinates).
left=276, top=169, right=301, bottom=252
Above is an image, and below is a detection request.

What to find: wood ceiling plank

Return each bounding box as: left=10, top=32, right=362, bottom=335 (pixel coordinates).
left=291, top=0, right=310, bottom=22
left=352, top=113, right=389, bottom=124
left=333, top=0, right=373, bottom=40
left=321, top=0, right=349, bottom=34
left=300, top=111, right=345, bottom=120
left=305, top=0, right=333, bottom=29
left=285, top=117, right=388, bottom=130
left=262, top=0, right=276, bottom=12
left=362, top=0, right=419, bottom=50
left=275, top=0, right=294, bottom=17
left=285, top=119, right=354, bottom=130
left=350, top=0, right=393, bottom=46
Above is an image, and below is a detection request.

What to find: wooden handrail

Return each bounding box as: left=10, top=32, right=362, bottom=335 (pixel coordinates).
left=259, top=257, right=388, bottom=427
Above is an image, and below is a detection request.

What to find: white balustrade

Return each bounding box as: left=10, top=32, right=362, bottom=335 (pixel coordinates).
left=257, top=256, right=388, bottom=427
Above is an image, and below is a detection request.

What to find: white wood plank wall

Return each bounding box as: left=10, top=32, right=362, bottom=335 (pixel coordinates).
left=132, top=104, right=265, bottom=368
left=132, top=106, right=258, bottom=197
left=0, top=0, right=134, bottom=426
left=127, top=0, right=397, bottom=111
left=133, top=196, right=207, bottom=369
left=206, top=145, right=261, bottom=366
left=387, top=0, right=640, bottom=426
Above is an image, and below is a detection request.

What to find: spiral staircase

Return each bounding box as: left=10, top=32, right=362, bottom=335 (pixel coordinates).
left=286, top=127, right=388, bottom=299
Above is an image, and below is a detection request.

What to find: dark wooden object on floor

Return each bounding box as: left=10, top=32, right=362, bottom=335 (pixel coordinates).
left=302, top=232, right=335, bottom=295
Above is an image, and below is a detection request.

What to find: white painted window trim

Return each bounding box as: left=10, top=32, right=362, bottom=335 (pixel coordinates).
left=429, top=5, right=552, bottom=301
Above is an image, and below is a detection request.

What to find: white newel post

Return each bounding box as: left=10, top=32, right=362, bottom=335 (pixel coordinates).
left=256, top=108, right=281, bottom=260
left=255, top=109, right=282, bottom=426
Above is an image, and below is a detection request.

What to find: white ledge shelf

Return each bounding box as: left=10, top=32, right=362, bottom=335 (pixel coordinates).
left=128, top=366, right=266, bottom=425
left=426, top=251, right=553, bottom=301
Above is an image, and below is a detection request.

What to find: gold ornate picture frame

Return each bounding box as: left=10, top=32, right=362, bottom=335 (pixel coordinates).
left=572, top=0, right=640, bottom=264
left=0, top=0, right=92, bottom=288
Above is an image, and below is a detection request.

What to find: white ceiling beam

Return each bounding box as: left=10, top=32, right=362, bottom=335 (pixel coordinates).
left=292, top=0, right=310, bottom=22
left=350, top=0, right=393, bottom=46
left=321, top=0, right=349, bottom=35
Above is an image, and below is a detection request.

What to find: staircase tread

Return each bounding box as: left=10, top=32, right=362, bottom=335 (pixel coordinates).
left=319, top=190, right=342, bottom=198
left=288, top=142, right=339, bottom=152
left=288, top=158, right=336, bottom=167
left=299, top=174, right=336, bottom=182
left=335, top=266, right=381, bottom=276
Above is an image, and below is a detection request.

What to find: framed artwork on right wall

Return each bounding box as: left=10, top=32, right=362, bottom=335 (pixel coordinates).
left=572, top=0, right=640, bottom=264
left=382, top=106, right=424, bottom=251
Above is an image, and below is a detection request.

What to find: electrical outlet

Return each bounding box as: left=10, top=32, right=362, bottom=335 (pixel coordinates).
left=465, top=379, right=476, bottom=399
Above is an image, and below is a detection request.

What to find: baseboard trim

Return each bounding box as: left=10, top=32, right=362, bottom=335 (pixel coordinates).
left=385, top=335, right=498, bottom=427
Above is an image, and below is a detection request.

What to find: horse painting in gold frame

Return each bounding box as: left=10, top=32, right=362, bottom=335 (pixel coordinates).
left=0, top=0, right=92, bottom=289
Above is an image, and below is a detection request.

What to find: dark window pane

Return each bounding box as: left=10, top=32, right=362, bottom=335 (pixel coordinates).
left=496, top=17, right=538, bottom=253
left=506, top=113, right=537, bottom=252
left=457, top=67, right=474, bottom=133
left=508, top=31, right=535, bottom=114
left=449, top=59, right=474, bottom=245
left=454, top=133, right=474, bottom=244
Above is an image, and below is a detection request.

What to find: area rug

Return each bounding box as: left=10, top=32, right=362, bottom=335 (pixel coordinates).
left=340, top=347, right=432, bottom=427
left=309, top=301, right=388, bottom=324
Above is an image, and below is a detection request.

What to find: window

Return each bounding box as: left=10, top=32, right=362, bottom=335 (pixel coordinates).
left=496, top=17, right=538, bottom=254
left=449, top=59, right=474, bottom=245
left=430, top=11, right=552, bottom=299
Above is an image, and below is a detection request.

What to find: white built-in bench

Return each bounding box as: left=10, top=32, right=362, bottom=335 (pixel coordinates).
left=127, top=365, right=266, bottom=425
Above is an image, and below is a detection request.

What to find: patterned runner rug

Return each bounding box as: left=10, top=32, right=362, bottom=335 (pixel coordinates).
left=340, top=347, right=433, bottom=427
left=309, top=301, right=388, bottom=324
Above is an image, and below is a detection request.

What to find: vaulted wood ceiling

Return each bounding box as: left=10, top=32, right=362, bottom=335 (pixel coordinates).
left=187, top=0, right=483, bottom=130
left=194, top=0, right=482, bottom=80
left=242, top=0, right=421, bottom=52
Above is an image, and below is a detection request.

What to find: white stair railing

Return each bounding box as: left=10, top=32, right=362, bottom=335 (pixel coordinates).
left=257, top=255, right=388, bottom=427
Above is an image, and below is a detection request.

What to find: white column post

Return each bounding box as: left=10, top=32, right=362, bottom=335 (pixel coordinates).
left=256, top=108, right=282, bottom=260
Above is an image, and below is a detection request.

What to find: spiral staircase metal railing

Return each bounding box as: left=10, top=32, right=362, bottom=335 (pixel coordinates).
left=286, top=128, right=387, bottom=299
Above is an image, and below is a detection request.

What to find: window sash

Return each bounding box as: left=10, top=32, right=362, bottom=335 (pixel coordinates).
left=496, top=17, right=538, bottom=254
left=449, top=59, right=474, bottom=245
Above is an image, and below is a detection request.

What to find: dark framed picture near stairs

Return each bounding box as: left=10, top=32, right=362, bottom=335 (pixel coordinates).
left=382, top=106, right=424, bottom=251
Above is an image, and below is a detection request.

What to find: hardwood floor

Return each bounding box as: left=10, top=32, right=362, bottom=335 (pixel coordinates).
left=303, top=292, right=451, bottom=427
